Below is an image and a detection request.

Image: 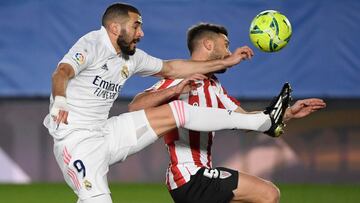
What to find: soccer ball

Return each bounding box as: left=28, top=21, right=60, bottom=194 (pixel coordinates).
left=249, top=10, right=292, bottom=52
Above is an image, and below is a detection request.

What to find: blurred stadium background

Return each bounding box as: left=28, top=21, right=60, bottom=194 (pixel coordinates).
left=1, top=0, right=360, bottom=202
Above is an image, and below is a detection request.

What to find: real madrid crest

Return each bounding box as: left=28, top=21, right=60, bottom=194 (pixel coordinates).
left=83, top=180, right=92, bottom=190
left=121, top=65, right=129, bottom=79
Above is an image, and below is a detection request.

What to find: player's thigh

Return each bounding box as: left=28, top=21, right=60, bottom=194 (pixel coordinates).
left=105, top=110, right=159, bottom=165
left=144, top=104, right=177, bottom=136
left=232, top=171, right=280, bottom=202
left=53, top=130, right=111, bottom=200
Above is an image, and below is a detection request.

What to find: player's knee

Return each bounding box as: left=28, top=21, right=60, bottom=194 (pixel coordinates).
left=263, top=182, right=280, bottom=203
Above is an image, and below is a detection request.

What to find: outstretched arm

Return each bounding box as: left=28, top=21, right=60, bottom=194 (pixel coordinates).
left=234, top=98, right=326, bottom=121
left=156, top=46, right=254, bottom=79
left=128, top=74, right=207, bottom=111
left=284, top=98, right=326, bottom=122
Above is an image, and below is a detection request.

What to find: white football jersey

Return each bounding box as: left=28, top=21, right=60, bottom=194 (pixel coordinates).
left=44, top=26, right=162, bottom=135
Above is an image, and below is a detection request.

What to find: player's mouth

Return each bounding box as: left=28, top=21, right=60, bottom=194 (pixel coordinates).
left=131, top=39, right=140, bottom=47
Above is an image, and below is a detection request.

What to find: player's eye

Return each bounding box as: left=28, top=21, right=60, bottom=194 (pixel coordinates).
left=134, top=21, right=142, bottom=28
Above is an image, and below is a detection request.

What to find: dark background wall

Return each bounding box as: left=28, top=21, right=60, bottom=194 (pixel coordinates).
left=0, top=99, right=359, bottom=183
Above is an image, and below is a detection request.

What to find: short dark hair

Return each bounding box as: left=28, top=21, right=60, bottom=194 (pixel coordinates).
left=187, top=23, right=228, bottom=54
left=102, top=3, right=140, bottom=27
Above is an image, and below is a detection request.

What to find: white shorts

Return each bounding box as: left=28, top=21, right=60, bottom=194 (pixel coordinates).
left=51, top=110, right=158, bottom=200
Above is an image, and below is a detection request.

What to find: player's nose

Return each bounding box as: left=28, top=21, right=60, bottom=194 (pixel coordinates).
left=137, top=27, right=144, bottom=38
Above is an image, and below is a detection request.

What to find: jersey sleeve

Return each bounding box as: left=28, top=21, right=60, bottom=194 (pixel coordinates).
left=132, top=49, right=163, bottom=77
left=217, top=85, right=240, bottom=111
left=59, top=37, right=94, bottom=75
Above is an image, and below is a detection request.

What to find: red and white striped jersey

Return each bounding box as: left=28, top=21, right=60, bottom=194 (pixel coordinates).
left=150, top=76, right=240, bottom=190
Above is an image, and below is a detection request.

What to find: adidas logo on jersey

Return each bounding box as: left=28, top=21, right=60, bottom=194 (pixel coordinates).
left=101, top=63, right=108, bottom=71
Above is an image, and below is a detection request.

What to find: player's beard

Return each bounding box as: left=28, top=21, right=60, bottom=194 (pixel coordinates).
left=117, top=29, right=140, bottom=56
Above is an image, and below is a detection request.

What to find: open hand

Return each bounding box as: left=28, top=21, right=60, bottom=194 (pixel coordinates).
left=223, top=46, right=254, bottom=67
left=284, top=98, right=326, bottom=121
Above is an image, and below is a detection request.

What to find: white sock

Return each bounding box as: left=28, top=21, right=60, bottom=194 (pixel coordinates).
left=169, top=100, right=271, bottom=132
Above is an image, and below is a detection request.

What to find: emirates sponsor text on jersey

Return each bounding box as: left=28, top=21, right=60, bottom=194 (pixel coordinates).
left=92, top=75, right=122, bottom=99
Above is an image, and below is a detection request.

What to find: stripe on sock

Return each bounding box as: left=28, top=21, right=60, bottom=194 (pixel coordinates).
left=171, top=100, right=185, bottom=127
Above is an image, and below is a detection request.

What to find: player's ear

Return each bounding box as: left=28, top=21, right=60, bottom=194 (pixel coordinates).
left=108, top=22, right=122, bottom=36
left=203, top=39, right=214, bottom=51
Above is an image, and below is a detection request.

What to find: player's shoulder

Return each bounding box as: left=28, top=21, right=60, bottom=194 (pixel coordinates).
left=76, top=28, right=106, bottom=51
left=131, top=48, right=149, bottom=60
left=131, top=48, right=162, bottom=62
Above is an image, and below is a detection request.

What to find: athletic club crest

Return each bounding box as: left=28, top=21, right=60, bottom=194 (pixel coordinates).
left=219, top=170, right=232, bottom=179
left=121, top=65, right=129, bottom=79
left=152, top=79, right=166, bottom=90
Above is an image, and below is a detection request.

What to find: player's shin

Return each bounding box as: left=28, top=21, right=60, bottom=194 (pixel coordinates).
left=169, top=100, right=271, bottom=132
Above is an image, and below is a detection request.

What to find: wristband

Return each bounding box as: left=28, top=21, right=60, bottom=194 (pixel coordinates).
left=50, top=96, right=69, bottom=117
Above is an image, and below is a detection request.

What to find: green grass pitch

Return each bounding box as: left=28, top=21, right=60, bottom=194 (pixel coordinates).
left=0, top=183, right=359, bottom=203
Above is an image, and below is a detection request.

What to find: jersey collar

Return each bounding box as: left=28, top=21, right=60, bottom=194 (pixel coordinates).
left=100, top=26, right=118, bottom=56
